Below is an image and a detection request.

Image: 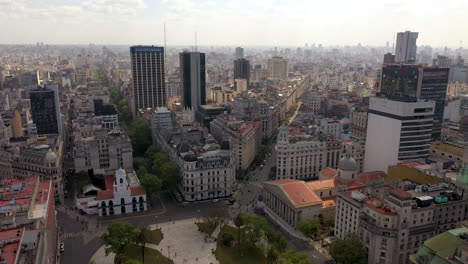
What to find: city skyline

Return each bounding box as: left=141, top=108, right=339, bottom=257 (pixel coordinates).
left=0, top=0, right=467, bottom=47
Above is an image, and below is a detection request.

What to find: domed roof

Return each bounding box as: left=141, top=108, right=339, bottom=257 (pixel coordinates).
left=176, top=141, right=191, bottom=154
left=45, top=149, right=57, bottom=162
left=181, top=152, right=198, bottom=162
left=338, top=156, right=358, bottom=171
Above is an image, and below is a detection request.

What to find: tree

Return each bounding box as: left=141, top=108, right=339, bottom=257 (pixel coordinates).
left=159, top=162, right=180, bottom=189
left=140, top=173, right=162, bottom=197
left=234, top=213, right=244, bottom=255
left=133, top=157, right=146, bottom=171
left=127, top=118, right=152, bottom=157
left=267, top=231, right=287, bottom=253
left=241, top=214, right=272, bottom=251
left=152, top=152, right=169, bottom=174
left=298, top=217, right=321, bottom=238
left=278, top=250, right=311, bottom=264
left=202, top=207, right=229, bottom=237
left=135, top=227, right=150, bottom=264
left=101, top=222, right=137, bottom=264
left=221, top=232, right=234, bottom=246
left=329, top=234, right=366, bottom=264
left=267, top=247, right=279, bottom=264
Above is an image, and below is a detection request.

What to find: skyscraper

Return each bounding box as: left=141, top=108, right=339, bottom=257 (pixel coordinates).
left=268, top=56, right=288, bottom=80
left=180, top=52, right=206, bottom=111
left=234, top=58, right=250, bottom=88
left=380, top=64, right=449, bottom=139
left=30, top=85, right=62, bottom=135
left=235, top=47, right=244, bottom=58
left=395, top=31, right=418, bottom=64
left=130, top=46, right=166, bottom=114
left=364, top=96, right=435, bottom=173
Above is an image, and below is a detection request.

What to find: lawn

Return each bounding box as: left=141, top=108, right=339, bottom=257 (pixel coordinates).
left=195, top=222, right=217, bottom=236
left=122, top=244, right=173, bottom=264
left=214, top=225, right=267, bottom=264
left=145, top=228, right=164, bottom=245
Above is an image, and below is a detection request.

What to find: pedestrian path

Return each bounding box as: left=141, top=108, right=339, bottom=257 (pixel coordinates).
left=63, top=231, right=85, bottom=238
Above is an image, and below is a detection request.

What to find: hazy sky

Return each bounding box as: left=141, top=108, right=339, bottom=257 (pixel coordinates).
left=0, top=0, right=467, bottom=47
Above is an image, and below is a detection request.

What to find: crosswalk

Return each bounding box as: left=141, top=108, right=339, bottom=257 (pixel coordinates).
left=62, top=231, right=85, bottom=239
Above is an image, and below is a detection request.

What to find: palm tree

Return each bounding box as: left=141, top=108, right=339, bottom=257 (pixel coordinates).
left=136, top=227, right=150, bottom=263
left=234, top=213, right=244, bottom=256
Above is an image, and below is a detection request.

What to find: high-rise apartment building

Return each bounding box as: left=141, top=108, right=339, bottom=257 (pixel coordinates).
left=179, top=52, right=206, bottom=112
left=380, top=64, right=449, bottom=139
left=268, top=56, right=288, bottom=80
left=234, top=58, right=250, bottom=87
left=130, top=46, right=166, bottom=114
left=235, top=47, right=244, bottom=58
left=29, top=85, right=61, bottom=135
left=364, top=96, right=435, bottom=173
left=395, top=31, right=418, bottom=64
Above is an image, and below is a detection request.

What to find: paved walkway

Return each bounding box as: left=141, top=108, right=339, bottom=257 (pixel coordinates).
left=89, top=218, right=220, bottom=264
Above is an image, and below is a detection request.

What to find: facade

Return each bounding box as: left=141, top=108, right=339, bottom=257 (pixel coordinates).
left=29, top=86, right=61, bottom=135
left=152, top=107, right=173, bottom=144
left=380, top=64, right=449, bottom=139
left=350, top=109, right=368, bottom=141
left=73, top=118, right=133, bottom=175
left=343, top=140, right=365, bottom=173
left=234, top=58, right=250, bottom=88
left=97, top=169, right=147, bottom=216
left=364, top=97, right=435, bottom=173
left=130, top=46, right=166, bottom=114
left=174, top=140, right=236, bottom=201
left=395, top=31, right=418, bottom=64
left=180, top=52, right=206, bottom=112
left=276, top=125, right=327, bottom=180
left=268, top=56, right=288, bottom=80
left=319, top=119, right=342, bottom=140
left=383, top=53, right=395, bottom=64
left=430, top=141, right=465, bottom=169
left=210, top=115, right=262, bottom=172
left=335, top=178, right=468, bottom=264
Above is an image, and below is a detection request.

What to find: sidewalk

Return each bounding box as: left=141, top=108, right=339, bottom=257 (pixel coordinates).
left=89, top=218, right=220, bottom=264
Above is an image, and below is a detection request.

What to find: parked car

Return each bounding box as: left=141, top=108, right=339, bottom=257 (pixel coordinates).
left=211, top=199, right=219, bottom=203
left=60, top=241, right=64, bottom=253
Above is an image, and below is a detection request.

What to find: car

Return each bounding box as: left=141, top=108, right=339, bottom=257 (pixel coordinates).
left=211, top=199, right=219, bottom=203
left=60, top=241, right=64, bottom=253
left=260, top=165, right=264, bottom=170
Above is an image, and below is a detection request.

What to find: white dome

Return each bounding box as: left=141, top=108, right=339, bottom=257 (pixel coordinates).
left=45, top=149, right=57, bottom=162
left=338, top=156, right=358, bottom=171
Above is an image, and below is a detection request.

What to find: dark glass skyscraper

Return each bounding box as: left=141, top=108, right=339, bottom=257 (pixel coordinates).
left=30, top=86, right=60, bottom=135
left=380, top=64, right=449, bottom=139
left=130, top=46, right=166, bottom=114
left=179, top=52, right=206, bottom=111
left=234, top=58, right=250, bottom=85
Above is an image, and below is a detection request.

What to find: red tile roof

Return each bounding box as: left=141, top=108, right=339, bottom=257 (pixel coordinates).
left=306, top=179, right=338, bottom=191
left=281, top=181, right=322, bottom=207
left=320, top=168, right=338, bottom=178
left=97, top=190, right=114, bottom=200
left=321, top=197, right=337, bottom=208
left=358, top=171, right=386, bottom=183
left=130, top=186, right=146, bottom=196
left=390, top=188, right=412, bottom=198
left=396, top=161, right=425, bottom=168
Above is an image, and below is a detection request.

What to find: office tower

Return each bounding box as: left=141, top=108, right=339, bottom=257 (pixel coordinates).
left=395, top=31, right=418, bottom=64
left=235, top=47, right=244, bottom=58
left=383, top=53, right=395, bottom=64
left=29, top=85, right=61, bottom=135
left=364, top=96, right=435, bottom=173
left=179, top=52, right=206, bottom=112
left=130, top=46, right=166, bottom=114
left=234, top=58, right=250, bottom=82
left=380, top=64, right=449, bottom=139
left=268, top=56, right=288, bottom=80
left=433, top=55, right=452, bottom=68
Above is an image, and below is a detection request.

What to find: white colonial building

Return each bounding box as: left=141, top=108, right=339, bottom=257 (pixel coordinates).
left=97, top=169, right=147, bottom=216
